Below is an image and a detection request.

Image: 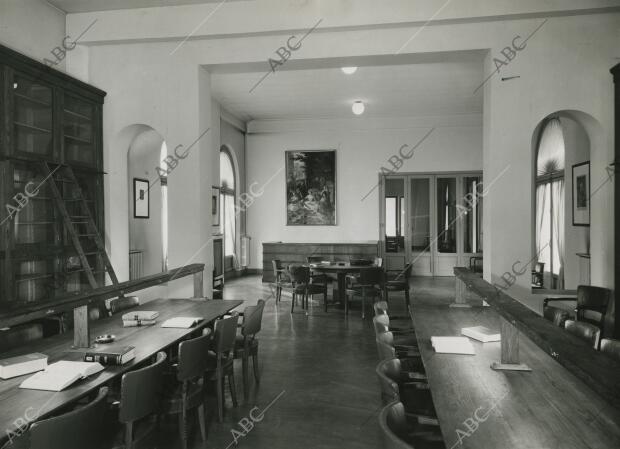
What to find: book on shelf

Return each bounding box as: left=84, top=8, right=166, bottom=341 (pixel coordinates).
left=461, top=326, right=501, bottom=343
left=161, top=317, right=203, bottom=328
left=430, top=336, right=476, bottom=355
left=83, top=345, right=135, bottom=366
left=123, top=319, right=157, bottom=327
left=19, top=361, right=104, bottom=391
left=0, top=353, right=48, bottom=380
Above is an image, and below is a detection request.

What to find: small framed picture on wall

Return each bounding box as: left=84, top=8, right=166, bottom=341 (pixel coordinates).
left=572, top=161, right=590, bottom=226
left=133, top=178, right=149, bottom=219
left=212, top=186, right=221, bottom=227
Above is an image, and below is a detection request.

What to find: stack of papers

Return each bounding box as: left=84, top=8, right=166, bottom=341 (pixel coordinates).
left=461, top=326, right=501, bottom=342
left=161, top=317, right=203, bottom=328
left=122, top=310, right=159, bottom=327
left=20, top=361, right=104, bottom=391
left=431, top=336, right=476, bottom=355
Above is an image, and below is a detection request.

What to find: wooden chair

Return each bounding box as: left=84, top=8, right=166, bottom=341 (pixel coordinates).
left=162, top=331, right=211, bottom=449
left=376, top=358, right=434, bottom=417
left=234, top=300, right=266, bottom=400
left=565, top=320, right=601, bottom=349
left=373, top=314, right=416, bottom=337
left=600, top=338, right=620, bottom=361
left=29, top=387, right=108, bottom=449
left=346, top=267, right=384, bottom=318
left=287, top=265, right=328, bottom=313
left=379, top=401, right=444, bottom=449
left=307, top=255, right=331, bottom=284
left=531, top=262, right=544, bottom=288
left=109, top=296, right=140, bottom=315
left=385, top=264, right=412, bottom=312
left=271, top=259, right=290, bottom=303
left=543, top=305, right=570, bottom=327
left=116, top=351, right=167, bottom=449
left=545, top=286, right=611, bottom=342
left=207, top=314, right=239, bottom=422
left=373, top=301, right=413, bottom=328
left=0, top=323, right=44, bottom=354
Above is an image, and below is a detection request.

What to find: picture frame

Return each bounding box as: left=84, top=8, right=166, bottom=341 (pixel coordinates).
left=572, top=161, right=590, bottom=226
left=212, top=186, right=221, bottom=227
left=133, top=178, right=149, bottom=219
left=285, top=149, right=336, bottom=226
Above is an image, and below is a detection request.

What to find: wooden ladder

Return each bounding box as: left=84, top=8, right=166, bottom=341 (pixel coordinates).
left=42, top=162, right=120, bottom=290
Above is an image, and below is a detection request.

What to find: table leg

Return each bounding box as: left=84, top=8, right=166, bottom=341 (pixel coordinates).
left=337, top=273, right=346, bottom=306
left=491, top=317, right=532, bottom=371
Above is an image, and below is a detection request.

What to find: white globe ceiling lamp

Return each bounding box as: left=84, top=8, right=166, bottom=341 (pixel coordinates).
left=341, top=66, right=358, bottom=74
left=352, top=101, right=365, bottom=115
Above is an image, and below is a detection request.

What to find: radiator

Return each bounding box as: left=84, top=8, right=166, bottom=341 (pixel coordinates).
left=129, top=250, right=143, bottom=280
left=240, top=236, right=251, bottom=268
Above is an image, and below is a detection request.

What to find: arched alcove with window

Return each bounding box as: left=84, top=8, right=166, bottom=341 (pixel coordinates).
left=532, top=112, right=591, bottom=291
left=220, top=146, right=237, bottom=271
left=126, top=127, right=169, bottom=278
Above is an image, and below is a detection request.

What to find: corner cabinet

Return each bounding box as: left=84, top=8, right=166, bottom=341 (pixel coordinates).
left=0, top=44, right=106, bottom=314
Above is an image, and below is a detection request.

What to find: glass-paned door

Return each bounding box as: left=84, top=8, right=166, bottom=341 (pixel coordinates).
left=383, top=177, right=407, bottom=271
left=409, top=177, right=432, bottom=275
left=381, top=172, right=483, bottom=277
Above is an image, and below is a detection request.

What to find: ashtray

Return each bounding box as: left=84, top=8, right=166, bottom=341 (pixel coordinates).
left=94, top=334, right=116, bottom=344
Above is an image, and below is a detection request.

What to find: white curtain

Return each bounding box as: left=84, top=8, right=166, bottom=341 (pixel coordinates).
left=224, top=193, right=237, bottom=261
left=552, top=179, right=565, bottom=287
left=536, top=183, right=550, bottom=267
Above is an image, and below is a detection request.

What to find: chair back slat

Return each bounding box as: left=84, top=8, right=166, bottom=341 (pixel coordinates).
left=373, top=315, right=391, bottom=335
left=30, top=387, right=108, bottom=449
left=119, top=351, right=167, bottom=423
left=565, top=320, right=601, bottom=349
left=214, top=313, right=239, bottom=354
left=272, top=259, right=284, bottom=271
left=177, top=329, right=212, bottom=382
left=600, top=339, right=620, bottom=362
left=242, top=300, right=266, bottom=337
left=358, top=267, right=384, bottom=286
left=376, top=358, right=401, bottom=404
left=376, top=337, right=397, bottom=361
left=288, top=265, right=310, bottom=284
left=379, top=401, right=413, bottom=449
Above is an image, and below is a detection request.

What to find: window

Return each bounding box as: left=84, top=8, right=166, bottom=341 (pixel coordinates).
left=219, top=149, right=236, bottom=260
left=535, top=118, right=565, bottom=289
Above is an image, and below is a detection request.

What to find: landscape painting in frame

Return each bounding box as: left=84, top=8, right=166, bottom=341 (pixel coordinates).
left=286, top=150, right=336, bottom=225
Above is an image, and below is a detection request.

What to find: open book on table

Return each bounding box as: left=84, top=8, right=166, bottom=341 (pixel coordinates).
left=19, top=361, right=104, bottom=392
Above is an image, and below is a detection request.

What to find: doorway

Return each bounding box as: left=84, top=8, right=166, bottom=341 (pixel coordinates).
left=380, top=172, right=483, bottom=276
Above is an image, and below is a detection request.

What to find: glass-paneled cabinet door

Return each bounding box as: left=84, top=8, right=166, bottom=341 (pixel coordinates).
left=11, top=163, right=57, bottom=247
left=63, top=94, right=97, bottom=167
left=11, top=72, right=54, bottom=159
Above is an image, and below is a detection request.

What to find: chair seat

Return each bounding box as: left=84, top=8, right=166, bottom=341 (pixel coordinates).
left=386, top=281, right=408, bottom=291
left=347, top=285, right=382, bottom=294
left=295, top=283, right=327, bottom=294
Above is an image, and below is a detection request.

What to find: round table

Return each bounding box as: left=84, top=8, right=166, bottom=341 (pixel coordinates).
left=309, top=262, right=377, bottom=305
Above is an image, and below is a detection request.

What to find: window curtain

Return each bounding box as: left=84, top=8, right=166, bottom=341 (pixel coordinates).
left=552, top=179, right=565, bottom=287
left=223, top=193, right=237, bottom=262
left=536, top=183, right=550, bottom=267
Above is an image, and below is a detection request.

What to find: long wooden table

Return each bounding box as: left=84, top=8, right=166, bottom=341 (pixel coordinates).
left=411, top=304, right=620, bottom=449
left=0, top=298, right=242, bottom=444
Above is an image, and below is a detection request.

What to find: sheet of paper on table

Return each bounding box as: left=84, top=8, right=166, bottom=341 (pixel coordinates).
left=431, top=336, right=476, bottom=355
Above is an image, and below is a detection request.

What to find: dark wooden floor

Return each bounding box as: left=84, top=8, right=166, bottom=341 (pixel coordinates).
left=162, top=275, right=453, bottom=449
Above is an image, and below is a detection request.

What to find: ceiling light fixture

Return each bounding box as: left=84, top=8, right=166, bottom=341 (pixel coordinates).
left=341, top=66, right=358, bottom=75
left=352, top=101, right=365, bottom=115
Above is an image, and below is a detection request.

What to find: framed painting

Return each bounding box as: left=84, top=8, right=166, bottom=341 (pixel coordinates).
left=572, top=161, right=590, bottom=226
left=285, top=150, right=336, bottom=225
left=212, top=186, right=221, bottom=227
left=133, top=178, right=149, bottom=219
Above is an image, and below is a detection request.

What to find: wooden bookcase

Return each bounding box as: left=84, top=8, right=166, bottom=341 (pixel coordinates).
left=0, top=44, right=106, bottom=316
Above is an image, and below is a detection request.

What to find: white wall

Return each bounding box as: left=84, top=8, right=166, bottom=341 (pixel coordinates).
left=245, top=114, right=482, bottom=269
left=482, top=14, right=618, bottom=319
left=0, top=0, right=66, bottom=67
